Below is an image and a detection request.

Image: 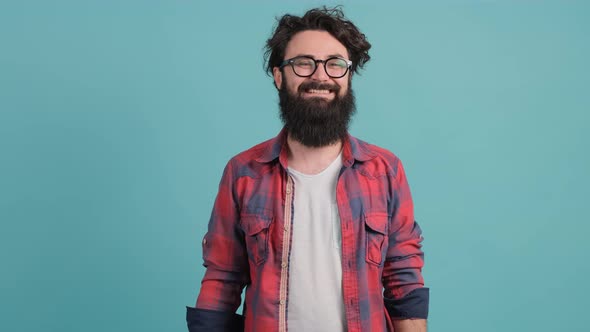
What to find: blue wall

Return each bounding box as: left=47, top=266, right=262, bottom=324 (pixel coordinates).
left=1, top=1, right=588, bottom=331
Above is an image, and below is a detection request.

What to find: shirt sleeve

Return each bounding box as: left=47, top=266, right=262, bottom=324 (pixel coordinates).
left=191, top=159, right=250, bottom=325
left=382, top=158, right=429, bottom=319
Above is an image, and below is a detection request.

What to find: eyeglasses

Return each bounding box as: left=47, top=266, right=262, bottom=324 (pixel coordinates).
left=280, top=56, right=352, bottom=78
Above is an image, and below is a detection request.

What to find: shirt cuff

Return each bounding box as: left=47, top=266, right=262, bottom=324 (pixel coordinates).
left=186, top=307, right=244, bottom=332
left=384, top=287, right=429, bottom=319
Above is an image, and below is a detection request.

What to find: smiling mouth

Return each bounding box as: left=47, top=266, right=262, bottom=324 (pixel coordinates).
left=307, top=89, right=332, bottom=94
left=304, top=88, right=333, bottom=96
left=298, top=82, right=339, bottom=98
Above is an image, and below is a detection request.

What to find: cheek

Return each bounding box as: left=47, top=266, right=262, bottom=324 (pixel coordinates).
left=292, top=82, right=303, bottom=93
left=284, top=77, right=303, bottom=93
left=338, top=80, right=349, bottom=96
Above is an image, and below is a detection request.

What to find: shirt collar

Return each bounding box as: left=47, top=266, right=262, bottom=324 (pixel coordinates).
left=255, top=127, right=377, bottom=168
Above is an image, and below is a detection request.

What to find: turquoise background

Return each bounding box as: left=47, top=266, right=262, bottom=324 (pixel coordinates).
left=1, top=1, right=588, bottom=331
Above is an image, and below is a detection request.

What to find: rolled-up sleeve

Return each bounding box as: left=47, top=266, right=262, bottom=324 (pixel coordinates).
left=188, top=160, right=250, bottom=330
left=186, top=307, right=244, bottom=331
left=382, top=159, right=429, bottom=319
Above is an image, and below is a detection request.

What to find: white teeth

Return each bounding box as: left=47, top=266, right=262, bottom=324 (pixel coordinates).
left=308, top=89, right=330, bottom=94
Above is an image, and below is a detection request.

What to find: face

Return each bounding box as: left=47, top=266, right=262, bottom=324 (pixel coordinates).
left=273, top=30, right=350, bottom=100
left=273, top=30, right=356, bottom=148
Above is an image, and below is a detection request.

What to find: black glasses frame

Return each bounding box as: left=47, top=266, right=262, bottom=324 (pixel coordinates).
left=280, top=56, right=353, bottom=78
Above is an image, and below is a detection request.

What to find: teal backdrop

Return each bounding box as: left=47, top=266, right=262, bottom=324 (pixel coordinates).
left=1, top=1, right=588, bottom=331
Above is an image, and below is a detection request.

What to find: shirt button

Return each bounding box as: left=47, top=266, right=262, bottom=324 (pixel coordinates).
left=286, top=187, right=291, bottom=194
left=281, top=262, right=287, bottom=268
left=279, top=300, right=285, bottom=305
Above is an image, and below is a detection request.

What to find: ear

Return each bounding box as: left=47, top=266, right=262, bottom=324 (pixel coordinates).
left=273, top=67, right=282, bottom=90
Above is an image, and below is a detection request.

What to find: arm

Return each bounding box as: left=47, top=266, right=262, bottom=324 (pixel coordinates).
left=382, top=159, right=429, bottom=326
left=187, top=160, right=249, bottom=331
left=393, top=319, right=427, bottom=332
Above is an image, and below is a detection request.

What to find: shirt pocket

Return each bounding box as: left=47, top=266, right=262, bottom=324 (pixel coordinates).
left=240, top=214, right=273, bottom=265
left=364, top=212, right=389, bottom=266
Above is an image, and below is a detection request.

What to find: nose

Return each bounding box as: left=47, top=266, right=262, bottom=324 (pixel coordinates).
left=310, top=62, right=330, bottom=81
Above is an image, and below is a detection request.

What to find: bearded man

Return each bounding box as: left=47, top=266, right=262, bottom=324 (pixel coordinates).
left=187, top=7, right=429, bottom=332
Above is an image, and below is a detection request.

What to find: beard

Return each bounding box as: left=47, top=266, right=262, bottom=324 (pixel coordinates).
left=278, top=80, right=356, bottom=148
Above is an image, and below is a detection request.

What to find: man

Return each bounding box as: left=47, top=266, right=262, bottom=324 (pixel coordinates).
left=187, top=7, right=428, bottom=332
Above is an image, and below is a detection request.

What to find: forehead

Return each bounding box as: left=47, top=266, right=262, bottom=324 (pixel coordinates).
left=284, top=30, right=349, bottom=59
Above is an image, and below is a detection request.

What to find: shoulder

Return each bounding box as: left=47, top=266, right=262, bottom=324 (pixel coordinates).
left=232, top=137, right=275, bottom=163
left=349, top=135, right=404, bottom=178
left=224, top=136, right=278, bottom=179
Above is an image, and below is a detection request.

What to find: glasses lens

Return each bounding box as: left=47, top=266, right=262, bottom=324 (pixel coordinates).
left=325, top=58, right=349, bottom=78
left=292, top=57, right=316, bottom=76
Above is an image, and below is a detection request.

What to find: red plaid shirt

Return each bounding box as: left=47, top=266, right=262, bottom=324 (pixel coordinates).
left=192, top=128, right=428, bottom=332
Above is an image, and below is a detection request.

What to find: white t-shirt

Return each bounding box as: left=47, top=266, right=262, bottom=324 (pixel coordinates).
left=287, top=153, right=346, bottom=331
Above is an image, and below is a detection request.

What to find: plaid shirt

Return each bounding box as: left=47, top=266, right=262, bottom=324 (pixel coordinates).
left=189, top=128, right=429, bottom=332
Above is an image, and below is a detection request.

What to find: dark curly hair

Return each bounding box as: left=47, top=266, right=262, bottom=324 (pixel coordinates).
left=264, top=6, right=371, bottom=76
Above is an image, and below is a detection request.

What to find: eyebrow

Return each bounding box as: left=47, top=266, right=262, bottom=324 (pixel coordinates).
left=294, top=53, right=347, bottom=59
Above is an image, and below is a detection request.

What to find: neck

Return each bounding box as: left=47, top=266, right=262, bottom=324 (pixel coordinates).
left=287, top=133, right=343, bottom=175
